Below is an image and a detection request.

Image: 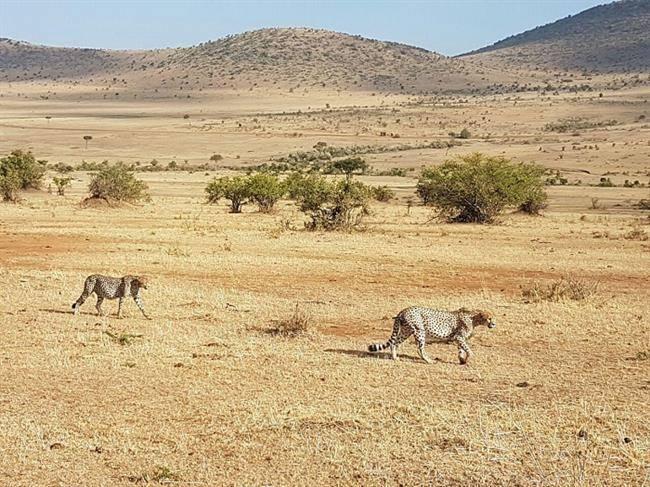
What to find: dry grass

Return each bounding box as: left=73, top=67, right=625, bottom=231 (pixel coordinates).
left=0, top=74, right=649, bottom=485
left=521, top=277, right=600, bottom=303
left=268, top=303, right=312, bottom=337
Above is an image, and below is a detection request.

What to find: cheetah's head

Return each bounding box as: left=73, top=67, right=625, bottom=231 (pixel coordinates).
left=472, top=310, right=496, bottom=329
left=135, top=275, right=149, bottom=289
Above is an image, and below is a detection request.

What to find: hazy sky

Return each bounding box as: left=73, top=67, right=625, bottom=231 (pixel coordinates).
left=1, top=0, right=607, bottom=56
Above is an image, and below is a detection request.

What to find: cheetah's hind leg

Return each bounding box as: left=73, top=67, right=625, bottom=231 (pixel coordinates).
left=415, top=336, right=433, bottom=364
left=95, top=296, right=105, bottom=316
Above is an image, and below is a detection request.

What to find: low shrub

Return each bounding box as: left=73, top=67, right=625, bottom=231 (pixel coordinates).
left=291, top=174, right=372, bottom=231
left=372, top=185, right=395, bottom=202
left=87, top=164, right=150, bottom=203
left=0, top=149, right=46, bottom=190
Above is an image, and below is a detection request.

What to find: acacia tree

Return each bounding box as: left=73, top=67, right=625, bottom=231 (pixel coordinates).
left=205, top=176, right=253, bottom=213
left=327, top=157, right=368, bottom=180
left=83, top=135, right=93, bottom=149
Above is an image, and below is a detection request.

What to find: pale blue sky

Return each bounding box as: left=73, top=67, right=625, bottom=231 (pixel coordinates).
left=0, top=0, right=607, bottom=56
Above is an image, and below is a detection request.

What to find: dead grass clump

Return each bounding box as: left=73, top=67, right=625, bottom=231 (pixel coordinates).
left=103, top=331, right=143, bottom=345
left=623, top=227, right=648, bottom=241
left=128, top=466, right=179, bottom=484
left=522, top=277, right=599, bottom=302
left=268, top=304, right=312, bottom=337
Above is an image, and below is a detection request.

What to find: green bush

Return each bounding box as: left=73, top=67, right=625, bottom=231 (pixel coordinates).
left=246, top=172, right=286, bottom=212
left=291, top=174, right=372, bottom=231
left=417, top=153, right=547, bottom=223
left=0, top=149, right=46, bottom=190
left=87, top=164, right=150, bottom=203
left=206, top=176, right=253, bottom=213
left=0, top=169, right=21, bottom=202
left=372, top=185, right=395, bottom=202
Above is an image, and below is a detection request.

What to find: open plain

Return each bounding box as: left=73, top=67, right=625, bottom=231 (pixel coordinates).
left=1, top=5, right=650, bottom=485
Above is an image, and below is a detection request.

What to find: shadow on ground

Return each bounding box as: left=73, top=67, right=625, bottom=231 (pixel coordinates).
left=324, top=348, right=449, bottom=364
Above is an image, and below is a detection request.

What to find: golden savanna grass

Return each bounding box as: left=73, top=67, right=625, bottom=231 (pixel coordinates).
left=0, top=77, right=649, bottom=485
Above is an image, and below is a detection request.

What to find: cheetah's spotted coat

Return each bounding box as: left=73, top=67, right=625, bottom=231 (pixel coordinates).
left=72, top=274, right=150, bottom=319
left=369, top=307, right=495, bottom=364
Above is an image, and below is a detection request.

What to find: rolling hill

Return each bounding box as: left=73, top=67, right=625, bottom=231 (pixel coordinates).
left=462, top=0, right=650, bottom=73
left=0, top=28, right=504, bottom=95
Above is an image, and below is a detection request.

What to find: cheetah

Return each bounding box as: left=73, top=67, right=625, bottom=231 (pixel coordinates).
left=72, top=274, right=150, bottom=319
left=368, top=307, right=495, bottom=364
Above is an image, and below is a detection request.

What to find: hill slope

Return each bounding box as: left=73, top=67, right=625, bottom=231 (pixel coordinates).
left=462, top=0, right=650, bottom=73
left=0, top=28, right=504, bottom=94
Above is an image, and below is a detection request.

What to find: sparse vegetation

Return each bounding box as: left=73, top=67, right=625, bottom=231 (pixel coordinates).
left=417, top=153, right=547, bottom=223
left=543, top=117, right=618, bottom=133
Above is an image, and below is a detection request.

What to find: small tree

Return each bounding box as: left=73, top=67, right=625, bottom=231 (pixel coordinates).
left=83, top=135, right=93, bottom=149
left=209, top=154, right=223, bottom=163
left=327, top=157, right=368, bottom=179
left=459, top=128, right=471, bottom=139
left=417, top=153, right=547, bottom=223
left=291, top=174, right=371, bottom=231
left=52, top=176, right=72, bottom=196
left=246, top=172, right=286, bottom=213
left=0, top=149, right=46, bottom=190
left=206, top=176, right=252, bottom=213
left=87, top=164, right=149, bottom=203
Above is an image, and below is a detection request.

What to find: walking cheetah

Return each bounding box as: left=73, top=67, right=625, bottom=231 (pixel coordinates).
left=368, top=307, right=495, bottom=364
left=72, top=274, right=150, bottom=319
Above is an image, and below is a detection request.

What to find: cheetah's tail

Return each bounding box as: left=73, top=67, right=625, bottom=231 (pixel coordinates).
left=368, top=341, right=391, bottom=352
left=368, top=316, right=400, bottom=352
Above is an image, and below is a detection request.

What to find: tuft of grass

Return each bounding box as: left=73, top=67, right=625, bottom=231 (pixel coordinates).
left=623, top=227, right=648, bottom=241
left=103, top=331, right=144, bottom=346
left=128, top=466, right=179, bottom=484
left=268, top=304, right=312, bottom=337
left=522, top=277, right=599, bottom=303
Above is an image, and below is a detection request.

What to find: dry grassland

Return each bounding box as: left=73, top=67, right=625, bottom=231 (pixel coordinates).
left=0, top=84, right=649, bottom=485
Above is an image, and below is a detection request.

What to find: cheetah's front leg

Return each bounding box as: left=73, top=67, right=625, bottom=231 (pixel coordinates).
left=415, top=332, right=432, bottom=364
left=456, top=337, right=472, bottom=365
left=117, top=297, right=124, bottom=318
left=95, top=296, right=105, bottom=316
left=133, top=294, right=151, bottom=320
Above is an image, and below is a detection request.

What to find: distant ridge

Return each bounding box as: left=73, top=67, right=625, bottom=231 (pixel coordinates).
left=461, top=0, right=650, bottom=72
